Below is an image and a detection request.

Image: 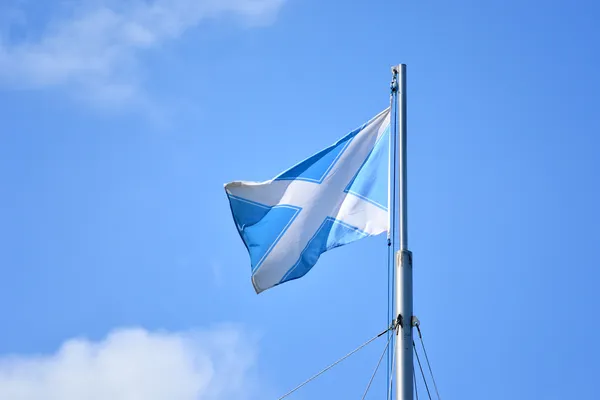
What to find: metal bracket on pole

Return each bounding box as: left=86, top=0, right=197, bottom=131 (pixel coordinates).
left=412, top=316, right=423, bottom=339
left=396, top=314, right=403, bottom=329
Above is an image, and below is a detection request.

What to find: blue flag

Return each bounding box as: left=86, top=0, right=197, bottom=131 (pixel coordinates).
left=225, top=108, right=391, bottom=293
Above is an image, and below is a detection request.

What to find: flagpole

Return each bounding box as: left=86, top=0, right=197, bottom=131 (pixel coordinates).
left=393, top=64, right=413, bottom=400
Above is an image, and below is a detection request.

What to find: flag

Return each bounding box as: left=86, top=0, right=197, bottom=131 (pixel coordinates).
left=225, top=108, right=391, bottom=293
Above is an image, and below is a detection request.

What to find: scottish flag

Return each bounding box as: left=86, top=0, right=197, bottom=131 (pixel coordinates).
left=225, top=108, right=391, bottom=293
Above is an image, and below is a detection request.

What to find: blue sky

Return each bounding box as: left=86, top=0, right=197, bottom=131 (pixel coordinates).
left=1, top=0, right=599, bottom=398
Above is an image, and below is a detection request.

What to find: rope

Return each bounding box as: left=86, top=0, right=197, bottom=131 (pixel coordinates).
left=416, top=326, right=441, bottom=399
left=387, top=327, right=398, bottom=400
left=413, top=341, right=432, bottom=400
left=390, top=79, right=398, bottom=385
left=414, top=369, right=419, bottom=400
left=386, top=238, right=394, bottom=399
left=277, top=327, right=392, bottom=400
left=361, top=328, right=394, bottom=400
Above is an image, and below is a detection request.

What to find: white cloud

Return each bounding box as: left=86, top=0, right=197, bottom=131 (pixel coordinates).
left=0, top=326, right=264, bottom=400
left=0, top=0, right=284, bottom=107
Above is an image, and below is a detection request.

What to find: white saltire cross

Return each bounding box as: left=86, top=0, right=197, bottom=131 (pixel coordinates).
left=226, top=111, right=390, bottom=292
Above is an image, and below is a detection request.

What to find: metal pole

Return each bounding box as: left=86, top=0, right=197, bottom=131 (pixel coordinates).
left=393, top=64, right=413, bottom=400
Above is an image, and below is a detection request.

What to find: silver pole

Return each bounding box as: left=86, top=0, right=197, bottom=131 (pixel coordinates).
left=393, top=64, right=413, bottom=400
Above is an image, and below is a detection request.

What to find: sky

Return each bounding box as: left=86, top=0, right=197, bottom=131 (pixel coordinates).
left=0, top=0, right=599, bottom=399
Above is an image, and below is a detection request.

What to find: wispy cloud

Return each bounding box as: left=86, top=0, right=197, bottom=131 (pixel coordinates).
left=0, top=0, right=284, bottom=108
left=0, top=326, right=265, bottom=400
